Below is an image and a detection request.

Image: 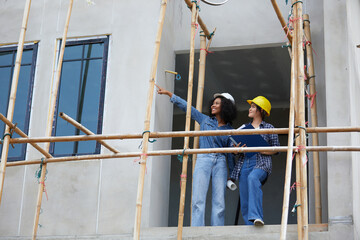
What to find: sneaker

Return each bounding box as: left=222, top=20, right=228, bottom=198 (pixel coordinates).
left=254, top=219, right=264, bottom=226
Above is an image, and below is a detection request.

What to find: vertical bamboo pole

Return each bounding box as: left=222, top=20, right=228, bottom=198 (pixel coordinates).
left=32, top=1, right=74, bottom=239
left=292, top=14, right=303, bottom=239
left=0, top=0, right=32, bottom=206
left=133, top=1, right=168, bottom=239
left=191, top=30, right=207, bottom=199
left=177, top=3, right=198, bottom=240
left=303, top=14, right=322, bottom=224
left=279, top=36, right=297, bottom=240
left=292, top=0, right=308, bottom=239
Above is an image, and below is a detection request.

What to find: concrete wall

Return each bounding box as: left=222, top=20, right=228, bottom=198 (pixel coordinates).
left=324, top=0, right=359, bottom=239
left=346, top=0, right=360, bottom=238
left=174, top=0, right=290, bottom=51
left=0, top=0, right=176, bottom=237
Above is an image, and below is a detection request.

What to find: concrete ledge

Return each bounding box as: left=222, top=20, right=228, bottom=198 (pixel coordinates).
left=0, top=224, right=328, bottom=240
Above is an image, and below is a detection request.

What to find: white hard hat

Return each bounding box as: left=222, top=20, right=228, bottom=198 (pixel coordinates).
left=213, top=93, right=235, bottom=105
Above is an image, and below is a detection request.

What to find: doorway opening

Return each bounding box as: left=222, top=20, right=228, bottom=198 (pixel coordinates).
left=167, top=46, right=297, bottom=226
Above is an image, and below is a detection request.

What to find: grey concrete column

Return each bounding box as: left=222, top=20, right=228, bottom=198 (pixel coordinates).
left=324, top=0, right=354, bottom=239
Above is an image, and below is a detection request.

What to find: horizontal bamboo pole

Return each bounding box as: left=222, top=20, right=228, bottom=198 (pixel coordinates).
left=0, top=113, right=52, bottom=158
left=6, top=126, right=360, bottom=144
left=184, top=0, right=212, bottom=38
left=6, top=146, right=360, bottom=167
left=59, top=112, right=120, bottom=153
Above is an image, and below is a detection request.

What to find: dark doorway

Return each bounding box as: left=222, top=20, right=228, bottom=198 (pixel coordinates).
left=168, top=46, right=297, bottom=226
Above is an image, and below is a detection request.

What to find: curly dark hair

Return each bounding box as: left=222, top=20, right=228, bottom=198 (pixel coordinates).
left=208, top=96, right=237, bottom=124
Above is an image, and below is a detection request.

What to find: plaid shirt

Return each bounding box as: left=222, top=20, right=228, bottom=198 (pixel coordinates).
left=230, top=121, right=280, bottom=180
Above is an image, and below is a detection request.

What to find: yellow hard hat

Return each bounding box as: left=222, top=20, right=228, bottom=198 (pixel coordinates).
left=247, top=96, right=271, bottom=116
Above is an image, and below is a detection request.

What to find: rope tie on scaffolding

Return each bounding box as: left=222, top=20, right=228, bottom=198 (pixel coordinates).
left=200, top=48, right=214, bottom=56
left=200, top=30, right=215, bottom=41
left=192, top=22, right=200, bottom=39
left=291, top=1, right=303, bottom=8
left=1, top=123, right=17, bottom=148
left=290, top=182, right=301, bottom=192
left=138, top=131, right=156, bottom=149
left=208, top=30, right=215, bottom=39
left=178, top=148, right=191, bottom=163
left=293, top=145, right=308, bottom=166
left=304, top=34, right=319, bottom=57
left=297, top=125, right=308, bottom=137
left=306, top=91, right=317, bottom=108
left=134, top=153, right=148, bottom=164
left=282, top=43, right=292, bottom=48
left=291, top=201, right=301, bottom=215
left=190, top=0, right=201, bottom=11
left=134, top=153, right=148, bottom=174
left=180, top=174, right=187, bottom=189
left=35, top=158, right=49, bottom=201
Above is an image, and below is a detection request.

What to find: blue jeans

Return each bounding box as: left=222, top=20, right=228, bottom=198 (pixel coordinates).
left=191, top=153, right=227, bottom=226
left=239, top=155, right=268, bottom=225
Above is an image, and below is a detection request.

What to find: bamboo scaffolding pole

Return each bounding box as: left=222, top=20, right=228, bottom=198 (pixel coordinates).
left=6, top=146, right=360, bottom=168
left=6, top=145, right=360, bottom=167
left=133, top=1, right=168, bottom=239
left=0, top=114, right=52, bottom=158
left=289, top=1, right=308, bottom=238
left=270, top=0, right=293, bottom=44
left=59, top=112, right=120, bottom=153
left=205, top=28, right=216, bottom=51
left=295, top=138, right=303, bottom=239
left=280, top=29, right=297, bottom=240
left=184, top=0, right=212, bottom=39
left=5, top=124, right=360, bottom=144
left=178, top=4, right=198, bottom=239
left=290, top=6, right=303, bottom=238
left=303, top=14, right=322, bottom=224
left=292, top=1, right=309, bottom=238
left=32, top=1, right=73, bottom=239
left=190, top=29, right=208, bottom=224
left=192, top=30, right=207, bottom=187
left=294, top=36, right=303, bottom=239
left=0, top=0, right=32, bottom=206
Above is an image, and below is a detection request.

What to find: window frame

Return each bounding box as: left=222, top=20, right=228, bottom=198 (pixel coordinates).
left=50, top=36, right=109, bottom=156
left=0, top=43, right=38, bottom=161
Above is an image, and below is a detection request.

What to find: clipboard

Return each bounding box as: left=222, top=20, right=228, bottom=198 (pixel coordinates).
left=230, top=124, right=269, bottom=158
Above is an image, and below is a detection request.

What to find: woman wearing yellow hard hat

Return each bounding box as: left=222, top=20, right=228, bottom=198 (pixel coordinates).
left=230, top=96, right=280, bottom=226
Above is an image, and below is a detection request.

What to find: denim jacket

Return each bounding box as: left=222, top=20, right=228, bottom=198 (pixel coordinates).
left=170, top=94, right=235, bottom=172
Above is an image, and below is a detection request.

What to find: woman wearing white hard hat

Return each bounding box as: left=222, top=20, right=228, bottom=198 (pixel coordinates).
left=156, top=85, right=236, bottom=226
left=230, top=96, right=280, bottom=226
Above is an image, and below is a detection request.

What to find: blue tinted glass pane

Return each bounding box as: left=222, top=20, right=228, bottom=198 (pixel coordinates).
left=0, top=68, right=11, bottom=116
left=0, top=51, right=13, bottom=66
left=0, top=67, right=12, bottom=150
left=53, top=61, right=81, bottom=155
left=21, top=49, right=33, bottom=64
left=84, top=43, right=103, bottom=59
left=77, top=59, right=102, bottom=154
left=7, top=67, right=31, bottom=158
left=12, top=66, right=31, bottom=131
left=63, top=45, right=83, bottom=60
